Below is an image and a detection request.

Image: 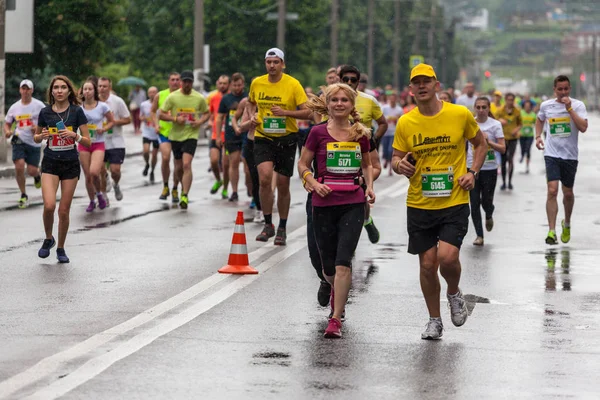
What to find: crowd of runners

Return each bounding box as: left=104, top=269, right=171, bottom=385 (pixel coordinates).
left=3, top=47, right=588, bottom=339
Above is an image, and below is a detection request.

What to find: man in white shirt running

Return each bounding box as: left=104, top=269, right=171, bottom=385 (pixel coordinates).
left=4, top=79, right=46, bottom=208
left=140, top=86, right=159, bottom=183
left=98, top=77, right=132, bottom=202
left=535, top=75, right=588, bottom=245
left=456, top=82, right=477, bottom=113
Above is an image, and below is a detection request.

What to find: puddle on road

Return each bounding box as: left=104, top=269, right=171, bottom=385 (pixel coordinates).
left=251, top=351, right=291, bottom=367
left=0, top=195, right=86, bottom=212
left=0, top=205, right=170, bottom=254
left=544, top=249, right=571, bottom=291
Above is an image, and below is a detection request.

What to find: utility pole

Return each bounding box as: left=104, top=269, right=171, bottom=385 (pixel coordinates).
left=193, top=0, right=204, bottom=91
left=594, top=34, right=599, bottom=111
left=427, top=3, right=436, bottom=65
left=330, top=0, right=339, bottom=67
left=0, top=0, right=6, bottom=163
left=393, top=0, right=401, bottom=89
left=367, top=0, right=375, bottom=80
left=277, top=0, right=286, bottom=50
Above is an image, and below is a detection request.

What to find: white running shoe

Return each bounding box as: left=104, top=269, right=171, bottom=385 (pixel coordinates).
left=253, top=210, right=265, bottom=224
left=421, top=319, right=443, bottom=340
left=447, top=289, right=468, bottom=327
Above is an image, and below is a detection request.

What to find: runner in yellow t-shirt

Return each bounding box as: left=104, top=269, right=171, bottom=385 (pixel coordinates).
left=495, top=93, right=522, bottom=190
left=392, top=64, right=487, bottom=340
left=247, top=47, right=311, bottom=245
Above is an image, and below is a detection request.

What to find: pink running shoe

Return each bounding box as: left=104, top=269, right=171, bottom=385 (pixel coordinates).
left=97, top=193, right=107, bottom=210
left=86, top=201, right=96, bottom=212
left=324, top=318, right=342, bottom=338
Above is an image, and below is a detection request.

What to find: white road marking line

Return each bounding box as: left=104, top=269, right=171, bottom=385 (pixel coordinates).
left=1, top=179, right=409, bottom=399
left=0, top=226, right=304, bottom=400
left=24, top=240, right=307, bottom=400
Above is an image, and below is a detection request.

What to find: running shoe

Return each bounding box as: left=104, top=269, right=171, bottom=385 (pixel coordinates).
left=179, top=194, right=188, bottom=210
left=473, top=236, right=484, bottom=246
left=229, top=192, right=239, bottom=202
left=34, top=175, right=41, bottom=189
left=149, top=171, right=155, bottom=184
left=172, top=189, right=179, bottom=204
left=546, top=230, right=558, bottom=245
left=364, top=218, right=380, bottom=244
left=318, top=280, right=331, bottom=307
left=56, top=248, right=70, bottom=264
left=421, top=318, right=444, bottom=340
left=561, top=220, right=570, bottom=243
left=324, top=318, right=342, bottom=339
left=143, top=164, right=149, bottom=176
left=485, top=217, right=494, bottom=232
left=500, top=183, right=506, bottom=191
left=274, top=227, right=287, bottom=245
left=447, top=289, right=468, bottom=327
left=114, top=184, right=123, bottom=201
left=38, top=236, right=56, bottom=259
left=86, top=201, right=96, bottom=213
left=97, top=193, right=107, bottom=210
left=222, top=189, right=229, bottom=200
left=253, top=210, right=265, bottom=224
left=508, top=183, right=514, bottom=190
left=256, top=224, right=275, bottom=242
left=249, top=199, right=256, bottom=209
left=18, top=194, right=29, bottom=209
left=159, top=186, right=169, bottom=200
left=210, top=180, right=223, bottom=194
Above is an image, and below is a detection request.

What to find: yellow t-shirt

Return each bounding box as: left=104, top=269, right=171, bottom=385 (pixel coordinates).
left=393, top=102, right=479, bottom=210
left=495, top=106, right=522, bottom=141
left=248, top=73, right=308, bottom=139
left=355, top=91, right=383, bottom=129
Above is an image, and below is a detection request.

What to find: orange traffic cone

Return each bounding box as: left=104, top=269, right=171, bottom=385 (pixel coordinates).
left=218, top=211, right=258, bottom=274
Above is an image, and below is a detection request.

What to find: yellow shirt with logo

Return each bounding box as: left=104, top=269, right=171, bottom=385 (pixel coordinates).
left=393, top=102, right=479, bottom=210
left=248, top=74, right=308, bottom=139
left=355, top=91, right=383, bottom=129
left=495, top=106, right=522, bottom=141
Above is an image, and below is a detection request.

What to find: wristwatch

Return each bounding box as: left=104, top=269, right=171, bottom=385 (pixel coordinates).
left=468, top=169, right=479, bottom=179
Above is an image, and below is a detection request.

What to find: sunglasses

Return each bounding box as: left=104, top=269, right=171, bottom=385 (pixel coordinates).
left=342, top=76, right=358, bottom=83
left=475, top=106, right=488, bottom=110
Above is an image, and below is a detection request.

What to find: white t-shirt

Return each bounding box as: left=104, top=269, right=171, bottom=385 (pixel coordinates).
left=140, top=99, right=158, bottom=141
left=81, top=101, right=111, bottom=143
left=537, top=98, right=587, bottom=160
left=104, top=94, right=131, bottom=150
left=381, top=104, right=404, bottom=137
left=467, top=117, right=504, bottom=171
left=456, top=94, right=476, bottom=112
left=5, top=98, right=46, bottom=147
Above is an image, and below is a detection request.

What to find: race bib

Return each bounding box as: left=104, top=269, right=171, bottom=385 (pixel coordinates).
left=228, top=110, right=236, bottom=127
left=549, top=117, right=571, bottom=137
left=485, top=149, right=496, bottom=162
left=16, top=114, right=33, bottom=129
left=421, top=166, right=454, bottom=197
left=521, top=126, right=534, bottom=137
left=87, top=124, right=98, bottom=139
left=326, top=142, right=362, bottom=174
left=298, top=119, right=310, bottom=130
left=103, top=121, right=113, bottom=135
left=263, top=116, right=286, bottom=134
left=177, top=108, right=196, bottom=125
left=48, top=126, right=75, bottom=151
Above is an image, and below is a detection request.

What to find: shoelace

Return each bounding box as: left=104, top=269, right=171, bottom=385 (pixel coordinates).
left=448, top=296, right=464, bottom=314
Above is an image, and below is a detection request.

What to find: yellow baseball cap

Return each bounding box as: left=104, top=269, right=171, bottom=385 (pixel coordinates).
left=410, top=64, right=437, bottom=81
left=493, top=90, right=502, bottom=96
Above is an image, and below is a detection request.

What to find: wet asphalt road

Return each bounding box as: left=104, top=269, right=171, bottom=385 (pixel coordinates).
left=1, top=119, right=600, bottom=399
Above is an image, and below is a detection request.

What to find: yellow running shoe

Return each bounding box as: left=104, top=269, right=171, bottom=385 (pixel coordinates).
left=561, top=220, right=570, bottom=243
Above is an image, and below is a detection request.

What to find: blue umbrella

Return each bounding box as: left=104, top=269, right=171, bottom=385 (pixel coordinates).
left=117, top=76, right=147, bottom=86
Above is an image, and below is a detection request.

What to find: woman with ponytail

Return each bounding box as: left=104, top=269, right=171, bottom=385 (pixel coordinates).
left=297, top=83, right=375, bottom=338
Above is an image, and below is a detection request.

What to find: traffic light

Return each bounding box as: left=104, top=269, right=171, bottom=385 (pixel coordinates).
left=484, top=70, right=492, bottom=79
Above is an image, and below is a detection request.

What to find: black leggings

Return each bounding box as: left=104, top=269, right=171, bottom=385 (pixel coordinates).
left=501, top=139, right=518, bottom=185
left=520, top=136, right=534, bottom=161
left=306, top=194, right=324, bottom=281
left=244, top=140, right=261, bottom=210
left=469, top=169, right=497, bottom=238
left=313, top=203, right=365, bottom=277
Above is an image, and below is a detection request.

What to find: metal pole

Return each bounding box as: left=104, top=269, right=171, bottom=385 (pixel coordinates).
left=367, top=0, right=374, bottom=80
left=330, top=0, right=339, bottom=67
left=277, top=0, right=286, bottom=51
left=193, top=0, right=204, bottom=91
left=595, top=33, right=599, bottom=111
left=428, top=3, right=436, bottom=65
left=393, top=0, right=400, bottom=89
left=0, top=0, right=6, bottom=163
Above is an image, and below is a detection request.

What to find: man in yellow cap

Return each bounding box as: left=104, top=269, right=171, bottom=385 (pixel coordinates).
left=490, top=90, right=503, bottom=116
left=391, top=64, right=487, bottom=340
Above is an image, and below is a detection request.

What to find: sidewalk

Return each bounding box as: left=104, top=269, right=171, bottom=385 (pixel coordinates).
left=0, top=126, right=208, bottom=178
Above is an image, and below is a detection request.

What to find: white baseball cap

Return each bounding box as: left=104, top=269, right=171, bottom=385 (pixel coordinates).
left=20, top=79, right=34, bottom=89
left=265, top=48, right=284, bottom=61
